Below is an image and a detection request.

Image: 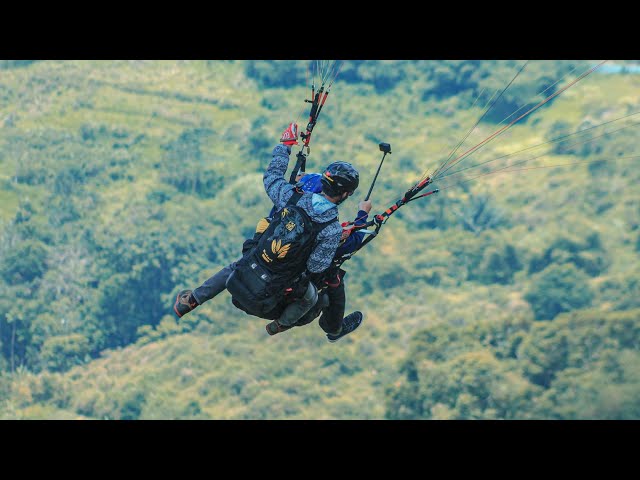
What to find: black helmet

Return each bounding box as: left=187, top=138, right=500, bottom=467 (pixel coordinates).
left=321, top=161, right=359, bottom=197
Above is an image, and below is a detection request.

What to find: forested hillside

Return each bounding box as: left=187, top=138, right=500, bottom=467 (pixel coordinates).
left=1, top=60, right=638, bottom=419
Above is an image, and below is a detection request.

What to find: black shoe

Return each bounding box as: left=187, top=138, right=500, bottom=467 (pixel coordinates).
left=266, top=320, right=293, bottom=336
left=326, top=311, right=363, bottom=343
left=173, top=290, right=198, bottom=318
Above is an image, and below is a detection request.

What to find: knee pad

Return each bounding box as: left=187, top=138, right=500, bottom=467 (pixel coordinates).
left=304, top=282, right=318, bottom=307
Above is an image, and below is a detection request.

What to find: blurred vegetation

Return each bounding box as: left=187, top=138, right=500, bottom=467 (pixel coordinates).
left=0, top=60, right=638, bottom=419
left=386, top=309, right=640, bottom=419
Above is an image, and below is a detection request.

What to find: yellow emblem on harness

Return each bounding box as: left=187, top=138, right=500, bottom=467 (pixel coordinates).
left=255, top=217, right=270, bottom=234
left=286, top=221, right=296, bottom=232
left=271, top=239, right=291, bottom=259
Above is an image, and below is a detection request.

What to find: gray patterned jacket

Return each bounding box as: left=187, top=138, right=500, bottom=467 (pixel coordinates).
left=263, top=144, right=342, bottom=274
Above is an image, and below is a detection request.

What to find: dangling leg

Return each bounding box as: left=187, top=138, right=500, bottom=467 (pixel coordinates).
left=192, top=262, right=238, bottom=305
left=266, top=291, right=327, bottom=336
left=173, top=261, right=238, bottom=318
left=318, top=271, right=363, bottom=342
left=265, top=282, right=318, bottom=335
left=319, top=275, right=346, bottom=335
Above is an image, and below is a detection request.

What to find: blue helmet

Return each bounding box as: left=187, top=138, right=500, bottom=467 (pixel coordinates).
left=297, top=173, right=323, bottom=194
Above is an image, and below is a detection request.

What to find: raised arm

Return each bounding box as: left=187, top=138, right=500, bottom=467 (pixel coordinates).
left=336, top=199, right=372, bottom=256
left=263, top=123, right=300, bottom=209
left=263, top=144, right=295, bottom=209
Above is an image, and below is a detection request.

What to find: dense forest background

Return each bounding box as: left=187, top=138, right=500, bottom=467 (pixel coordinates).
left=0, top=60, right=638, bottom=419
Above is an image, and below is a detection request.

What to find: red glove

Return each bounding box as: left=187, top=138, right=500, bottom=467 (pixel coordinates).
left=280, top=122, right=299, bottom=146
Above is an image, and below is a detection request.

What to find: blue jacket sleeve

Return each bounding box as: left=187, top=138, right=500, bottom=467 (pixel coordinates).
left=308, top=222, right=342, bottom=273
left=335, top=210, right=369, bottom=257
left=264, top=144, right=294, bottom=210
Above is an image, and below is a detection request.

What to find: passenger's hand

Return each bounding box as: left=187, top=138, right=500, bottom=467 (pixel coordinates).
left=280, top=122, right=299, bottom=146
left=358, top=199, right=372, bottom=213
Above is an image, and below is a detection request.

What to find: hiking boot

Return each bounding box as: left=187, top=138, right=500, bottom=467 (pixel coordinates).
left=173, top=290, right=198, bottom=318
left=266, top=320, right=293, bottom=336
left=326, top=311, right=363, bottom=343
